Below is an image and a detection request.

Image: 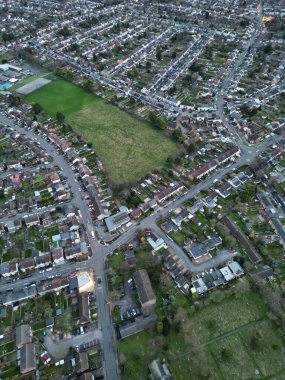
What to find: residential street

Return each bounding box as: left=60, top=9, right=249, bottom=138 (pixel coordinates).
left=0, top=22, right=283, bottom=374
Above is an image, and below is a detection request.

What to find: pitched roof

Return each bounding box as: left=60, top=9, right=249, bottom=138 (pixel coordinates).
left=20, top=343, right=36, bottom=374
left=79, top=293, right=90, bottom=324
left=16, top=324, right=32, bottom=348
left=133, top=269, right=156, bottom=306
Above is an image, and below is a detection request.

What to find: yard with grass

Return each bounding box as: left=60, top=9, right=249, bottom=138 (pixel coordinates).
left=0, top=52, right=14, bottom=63
left=26, top=78, right=177, bottom=183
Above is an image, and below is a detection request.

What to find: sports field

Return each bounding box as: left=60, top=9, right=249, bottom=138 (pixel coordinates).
left=26, top=78, right=177, bottom=183
left=26, top=78, right=96, bottom=117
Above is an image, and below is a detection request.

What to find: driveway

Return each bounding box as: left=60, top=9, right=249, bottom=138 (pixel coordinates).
left=44, top=328, right=102, bottom=359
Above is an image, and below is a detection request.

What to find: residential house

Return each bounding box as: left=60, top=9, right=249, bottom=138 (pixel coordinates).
left=215, top=182, right=231, bottom=198
left=52, top=247, right=65, bottom=266
left=188, top=162, right=217, bottom=181
left=171, top=209, right=192, bottom=228
left=46, top=317, right=54, bottom=330
left=20, top=343, right=36, bottom=374
left=37, top=277, right=69, bottom=295
left=41, top=212, right=52, bottom=226
left=0, top=287, right=37, bottom=306
left=24, top=214, right=40, bottom=228
left=155, top=183, right=184, bottom=204
left=76, top=352, right=89, bottom=374
left=131, top=208, right=142, bottom=219
left=161, top=220, right=179, bottom=234
left=228, top=261, right=244, bottom=277
left=64, top=242, right=88, bottom=260
left=16, top=325, right=32, bottom=348
left=78, top=293, right=91, bottom=324
left=105, top=206, right=130, bottom=232
left=0, top=262, right=18, bottom=278
left=220, top=266, right=235, bottom=282
left=34, top=253, right=52, bottom=269
left=79, top=374, right=94, bottom=380
left=185, top=235, right=222, bottom=261
left=19, top=258, right=35, bottom=273
left=5, top=220, right=17, bottom=233
left=145, top=230, right=166, bottom=252
left=0, top=222, right=5, bottom=235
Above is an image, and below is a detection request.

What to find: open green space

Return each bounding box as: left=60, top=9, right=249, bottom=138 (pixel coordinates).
left=118, top=279, right=285, bottom=380
left=68, top=102, right=177, bottom=183
left=26, top=78, right=177, bottom=183
left=26, top=78, right=96, bottom=117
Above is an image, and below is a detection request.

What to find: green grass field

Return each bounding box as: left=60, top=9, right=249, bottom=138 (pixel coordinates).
left=26, top=78, right=177, bottom=183
left=67, top=103, right=177, bottom=183
left=26, top=78, right=96, bottom=117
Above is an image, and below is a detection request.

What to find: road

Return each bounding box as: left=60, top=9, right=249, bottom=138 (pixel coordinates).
left=0, top=114, right=119, bottom=380
left=215, top=23, right=262, bottom=153
left=0, top=28, right=281, bottom=377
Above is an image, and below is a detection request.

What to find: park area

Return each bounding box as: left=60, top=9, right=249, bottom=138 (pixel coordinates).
left=118, top=278, right=285, bottom=380
left=26, top=78, right=177, bottom=183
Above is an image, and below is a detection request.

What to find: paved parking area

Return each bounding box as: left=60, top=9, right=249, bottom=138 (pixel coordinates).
left=44, top=327, right=102, bottom=359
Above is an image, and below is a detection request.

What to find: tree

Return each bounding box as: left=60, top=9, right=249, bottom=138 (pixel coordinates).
left=56, top=112, right=65, bottom=124
left=149, top=111, right=166, bottom=130
left=2, top=32, right=15, bottom=45
left=221, top=348, right=232, bottom=361
left=32, top=103, right=43, bottom=114
left=92, top=52, right=97, bottom=62
left=8, top=94, right=21, bottom=107
left=166, top=156, right=174, bottom=166
left=189, top=62, right=202, bottom=73
left=264, top=43, right=272, bottom=54
left=156, top=319, right=163, bottom=335
left=172, top=127, right=184, bottom=143
left=83, top=77, right=93, bottom=91
left=172, top=51, right=177, bottom=59
left=146, top=60, right=152, bottom=71
left=169, top=85, right=176, bottom=96
left=240, top=181, right=256, bottom=202
left=127, top=68, right=139, bottom=79
left=250, top=332, right=261, bottom=350
left=97, top=62, right=105, bottom=71
left=58, top=26, right=70, bottom=37
left=187, top=143, right=196, bottom=154
left=240, top=20, right=248, bottom=27
left=156, top=45, right=162, bottom=61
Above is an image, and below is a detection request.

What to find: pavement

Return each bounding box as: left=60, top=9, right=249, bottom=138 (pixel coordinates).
left=0, top=84, right=281, bottom=380
left=44, top=327, right=102, bottom=360
left=0, top=14, right=283, bottom=376
left=0, top=114, right=119, bottom=380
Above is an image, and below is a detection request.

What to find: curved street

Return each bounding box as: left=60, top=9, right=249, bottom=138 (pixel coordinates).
left=0, top=102, right=282, bottom=379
